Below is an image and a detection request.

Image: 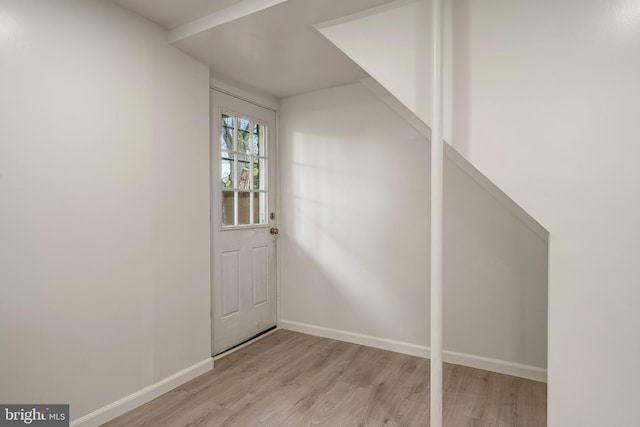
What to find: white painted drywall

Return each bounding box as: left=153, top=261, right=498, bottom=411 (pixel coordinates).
left=317, top=0, right=640, bottom=424
left=0, top=0, right=210, bottom=421
left=279, top=83, right=431, bottom=346
left=444, top=159, right=547, bottom=369
left=279, top=82, right=547, bottom=370
left=450, top=1, right=640, bottom=425
left=316, top=0, right=431, bottom=124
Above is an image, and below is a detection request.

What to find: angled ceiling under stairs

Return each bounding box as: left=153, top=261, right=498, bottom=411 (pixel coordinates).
left=112, top=0, right=397, bottom=99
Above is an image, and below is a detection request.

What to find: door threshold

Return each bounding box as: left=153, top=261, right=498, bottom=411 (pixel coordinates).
left=213, top=326, right=278, bottom=360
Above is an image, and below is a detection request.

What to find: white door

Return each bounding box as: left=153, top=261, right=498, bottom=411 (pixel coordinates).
left=211, top=90, right=278, bottom=355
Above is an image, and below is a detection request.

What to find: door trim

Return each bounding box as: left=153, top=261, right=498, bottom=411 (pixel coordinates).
left=275, top=109, right=281, bottom=327
left=209, top=84, right=278, bottom=113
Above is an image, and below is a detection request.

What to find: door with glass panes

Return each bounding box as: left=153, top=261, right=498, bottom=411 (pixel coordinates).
left=211, top=90, right=277, bottom=355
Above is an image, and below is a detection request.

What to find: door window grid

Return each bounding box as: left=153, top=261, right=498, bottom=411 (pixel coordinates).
left=220, top=113, right=268, bottom=228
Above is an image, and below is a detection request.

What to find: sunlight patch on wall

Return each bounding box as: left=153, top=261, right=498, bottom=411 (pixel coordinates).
left=0, top=10, right=17, bottom=41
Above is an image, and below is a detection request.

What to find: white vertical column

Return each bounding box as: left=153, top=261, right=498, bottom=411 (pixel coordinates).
left=430, top=0, right=444, bottom=425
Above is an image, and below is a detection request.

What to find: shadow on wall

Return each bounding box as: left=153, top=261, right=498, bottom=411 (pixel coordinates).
left=443, top=154, right=548, bottom=369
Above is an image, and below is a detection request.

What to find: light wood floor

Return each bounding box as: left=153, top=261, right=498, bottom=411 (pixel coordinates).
left=104, top=330, right=546, bottom=426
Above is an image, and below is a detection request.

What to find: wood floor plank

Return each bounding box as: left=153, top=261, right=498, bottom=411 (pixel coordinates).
left=263, top=342, right=362, bottom=426
left=362, top=356, right=427, bottom=426
left=103, top=330, right=546, bottom=427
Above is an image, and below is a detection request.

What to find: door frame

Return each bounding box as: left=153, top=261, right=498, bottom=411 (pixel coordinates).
left=209, top=85, right=281, bottom=356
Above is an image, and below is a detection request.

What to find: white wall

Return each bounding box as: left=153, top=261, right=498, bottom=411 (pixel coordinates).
left=451, top=1, right=640, bottom=425
left=0, top=0, right=211, bottom=421
left=318, top=0, right=640, bottom=424
left=316, top=0, right=431, bottom=124
left=444, top=156, right=547, bottom=370
left=279, top=83, right=430, bottom=346
left=279, top=82, right=547, bottom=372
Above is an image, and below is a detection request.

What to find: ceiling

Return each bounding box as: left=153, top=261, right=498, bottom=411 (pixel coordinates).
left=113, top=0, right=394, bottom=99
left=113, top=0, right=250, bottom=30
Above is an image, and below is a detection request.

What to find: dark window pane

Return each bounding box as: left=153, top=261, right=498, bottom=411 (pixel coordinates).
left=255, top=123, right=267, bottom=156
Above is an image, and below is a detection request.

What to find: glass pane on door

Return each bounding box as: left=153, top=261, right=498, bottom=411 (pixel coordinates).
left=219, top=112, right=269, bottom=228
left=222, top=191, right=235, bottom=226
left=220, top=115, right=235, bottom=151
left=237, top=192, right=251, bottom=225
left=221, top=153, right=234, bottom=189
left=253, top=192, right=266, bottom=224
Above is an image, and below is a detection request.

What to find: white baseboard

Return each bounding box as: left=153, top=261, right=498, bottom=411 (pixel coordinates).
left=280, top=319, right=427, bottom=358
left=443, top=349, right=547, bottom=383
left=70, top=358, right=213, bottom=427
left=280, top=320, right=546, bottom=383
